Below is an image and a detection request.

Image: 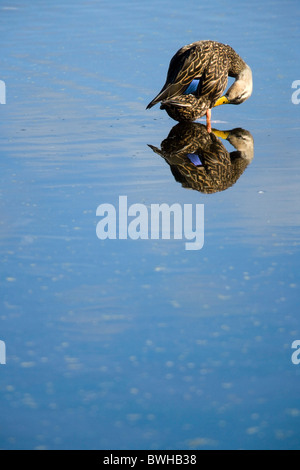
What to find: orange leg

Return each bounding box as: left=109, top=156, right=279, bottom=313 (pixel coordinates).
left=206, top=109, right=212, bottom=133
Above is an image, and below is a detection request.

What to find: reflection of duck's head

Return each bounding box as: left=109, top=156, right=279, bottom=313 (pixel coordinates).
left=148, top=123, right=254, bottom=194
left=226, top=128, right=254, bottom=160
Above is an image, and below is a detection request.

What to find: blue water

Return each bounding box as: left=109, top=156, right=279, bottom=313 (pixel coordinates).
left=0, top=0, right=300, bottom=450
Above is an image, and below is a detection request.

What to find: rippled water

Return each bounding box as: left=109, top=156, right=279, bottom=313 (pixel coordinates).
left=0, top=0, right=300, bottom=450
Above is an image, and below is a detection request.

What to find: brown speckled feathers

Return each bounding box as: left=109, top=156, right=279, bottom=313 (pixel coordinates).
left=147, top=40, right=248, bottom=122
left=148, top=123, right=253, bottom=194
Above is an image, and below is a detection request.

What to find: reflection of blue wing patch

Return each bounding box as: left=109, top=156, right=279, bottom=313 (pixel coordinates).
left=186, top=153, right=202, bottom=166
left=184, top=79, right=201, bottom=95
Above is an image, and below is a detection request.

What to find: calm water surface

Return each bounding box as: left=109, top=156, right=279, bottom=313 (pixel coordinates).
left=0, top=0, right=300, bottom=450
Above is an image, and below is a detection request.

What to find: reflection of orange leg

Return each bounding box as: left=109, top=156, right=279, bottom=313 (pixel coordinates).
left=206, top=109, right=212, bottom=133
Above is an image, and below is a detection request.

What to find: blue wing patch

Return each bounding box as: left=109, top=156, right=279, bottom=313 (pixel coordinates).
left=184, top=79, right=201, bottom=95
left=186, top=153, right=202, bottom=166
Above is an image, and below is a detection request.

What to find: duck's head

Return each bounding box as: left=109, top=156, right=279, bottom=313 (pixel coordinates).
left=213, top=65, right=253, bottom=107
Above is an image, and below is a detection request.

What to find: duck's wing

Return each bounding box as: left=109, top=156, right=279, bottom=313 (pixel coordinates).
left=147, top=41, right=229, bottom=109
left=147, top=43, right=209, bottom=109
left=199, top=48, right=229, bottom=105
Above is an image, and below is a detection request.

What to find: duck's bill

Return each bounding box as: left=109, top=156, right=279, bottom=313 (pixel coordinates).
left=213, top=96, right=230, bottom=107
left=211, top=129, right=230, bottom=140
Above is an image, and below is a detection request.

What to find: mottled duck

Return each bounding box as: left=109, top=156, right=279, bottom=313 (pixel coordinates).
left=147, top=40, right=252, bottom=132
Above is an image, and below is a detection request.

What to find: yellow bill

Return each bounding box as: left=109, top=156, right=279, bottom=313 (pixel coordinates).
left=213, top=96, right=230, bottom=107
left=211, top=129, right=230, bottom=140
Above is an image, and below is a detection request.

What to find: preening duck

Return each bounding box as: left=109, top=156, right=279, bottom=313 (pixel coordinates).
left=147, top=40, right=252, bottom=132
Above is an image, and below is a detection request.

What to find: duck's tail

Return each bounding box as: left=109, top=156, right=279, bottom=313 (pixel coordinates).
left=146, top=88, right=169, bottom=109
left=146, top=80, right=188, bottom=109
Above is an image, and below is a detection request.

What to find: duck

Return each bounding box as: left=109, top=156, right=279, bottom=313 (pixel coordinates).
left=146, top=40, right=252, bottom=132
left=148, top=122, right=254, bottom=194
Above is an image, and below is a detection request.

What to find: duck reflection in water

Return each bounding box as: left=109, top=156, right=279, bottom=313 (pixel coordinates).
left=148, top=123, right=254, bottom=194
